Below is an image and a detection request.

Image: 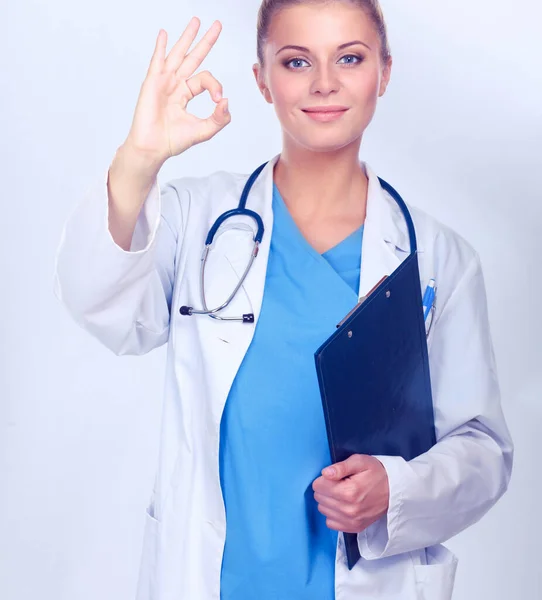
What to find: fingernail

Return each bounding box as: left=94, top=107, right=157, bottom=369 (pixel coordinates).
left=223, top=101, right=229, bottom=114
left=324, top=467, right=336, bottom=477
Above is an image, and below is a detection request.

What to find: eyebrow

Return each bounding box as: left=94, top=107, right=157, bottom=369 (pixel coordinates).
left=275, top=40, right=371, bottom=55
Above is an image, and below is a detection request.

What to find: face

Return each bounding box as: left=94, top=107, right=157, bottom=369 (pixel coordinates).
left=253, top=1, right=392, bottom=153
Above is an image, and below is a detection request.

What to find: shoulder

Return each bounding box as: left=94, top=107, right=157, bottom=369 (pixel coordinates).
left=164, top=168, right=248, bottom=202
left=370, top=164, right=480, bottom=282
left=408, top=203, right=479, bottom=268
left=157, top=168, right=250, bottom=232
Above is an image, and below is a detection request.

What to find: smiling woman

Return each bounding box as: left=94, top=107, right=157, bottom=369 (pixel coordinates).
left=53, top=1, right=513, bottom=600
left=251, top=0, right=393, bottom=250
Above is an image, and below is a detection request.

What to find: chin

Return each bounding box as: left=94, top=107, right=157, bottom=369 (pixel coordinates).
left=292, top=130, right=365, bottom=154
left=280, top=114, right=367, bottom=152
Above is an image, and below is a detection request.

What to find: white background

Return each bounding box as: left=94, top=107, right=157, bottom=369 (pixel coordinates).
left=1, top=0, right=541, bottom=598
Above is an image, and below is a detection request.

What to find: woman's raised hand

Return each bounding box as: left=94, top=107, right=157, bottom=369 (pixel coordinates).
left=125, top=18, right=231, bottom=167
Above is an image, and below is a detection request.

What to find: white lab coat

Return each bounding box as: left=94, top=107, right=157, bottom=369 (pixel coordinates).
left=54, top=153, right=513, bottom=600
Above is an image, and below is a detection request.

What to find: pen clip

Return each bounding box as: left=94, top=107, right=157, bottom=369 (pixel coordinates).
left=425, top=284, right=437, bottom=337
left=336, top=275, right=389, bottom=328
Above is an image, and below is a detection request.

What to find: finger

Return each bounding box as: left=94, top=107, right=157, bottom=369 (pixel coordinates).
left=312, top=474, right=340, bottom=495
left=148, top=29, right=168, bottom=75
left=324, top=517, right=353, bottom=533
left=322, top=454, right=371, bottom=480
left=315, top=477, right=361, bottom=506
left=164, top=17, right=201, bottom=73
left=336, top=478, right=363, bottom=505
left=314, top=491, right=344, bottom=512
left=177, top=20, right=222, bottom=78
left=194, top=98, right=231, bottom=143
left=317, top=503, right=345, bottom=522
left=186, top=71, right=223, bottom=103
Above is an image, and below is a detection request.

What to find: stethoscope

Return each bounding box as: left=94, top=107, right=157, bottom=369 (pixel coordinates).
left=179, top=160, right=433, bottom=328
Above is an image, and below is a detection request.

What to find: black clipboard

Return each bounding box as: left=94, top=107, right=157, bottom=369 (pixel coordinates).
left=314, top=184, right=436, bottom=570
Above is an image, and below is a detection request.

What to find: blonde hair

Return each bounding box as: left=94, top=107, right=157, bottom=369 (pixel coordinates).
left=256, top=0, right=391, bottom=66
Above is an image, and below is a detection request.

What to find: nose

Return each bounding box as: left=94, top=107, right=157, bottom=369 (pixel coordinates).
left=309, top=63, right=341, bottom=96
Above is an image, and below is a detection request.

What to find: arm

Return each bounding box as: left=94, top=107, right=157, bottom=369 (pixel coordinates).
left=357, top=254, right=514, bottom=558
left=53, top=18, right=232, bottom=356
left=53, top=146, right=184, bottom=356
left=107, top=142, right=163, bottom=251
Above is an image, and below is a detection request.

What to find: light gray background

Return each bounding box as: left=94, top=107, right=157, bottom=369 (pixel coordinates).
left=1, top=0, right=540, bottom=598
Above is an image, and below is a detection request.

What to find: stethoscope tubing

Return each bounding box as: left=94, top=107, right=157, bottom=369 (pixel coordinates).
left=179, top=161, right=418, bottom=322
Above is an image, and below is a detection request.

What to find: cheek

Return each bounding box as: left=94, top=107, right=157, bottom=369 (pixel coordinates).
left=351, top=72, right=381, bottom=104
left=268, top=73, right=304, bottom=111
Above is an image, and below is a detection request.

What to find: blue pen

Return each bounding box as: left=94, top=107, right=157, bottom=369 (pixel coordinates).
left=422, top=279, right=436, bottom=322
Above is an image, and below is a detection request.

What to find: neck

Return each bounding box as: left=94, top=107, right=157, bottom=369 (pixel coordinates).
left=273, top=139, right=368, bottom=221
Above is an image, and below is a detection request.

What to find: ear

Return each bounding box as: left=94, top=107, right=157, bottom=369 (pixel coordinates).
left=252, top=63, right=273, bottom=104
left=378, top=56, right=393, bottom=97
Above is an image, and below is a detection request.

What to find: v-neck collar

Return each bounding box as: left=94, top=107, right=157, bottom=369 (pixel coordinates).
left=321, top=224, right=364, bottom=259
left=271, top=182, right=361, bottom=301
left=271, top=182, right=363, bottom=258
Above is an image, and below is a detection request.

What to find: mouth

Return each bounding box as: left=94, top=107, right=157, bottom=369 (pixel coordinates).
left=302, top=106, right=349, bottom=113
left=301, top=106, right=349, bottom=122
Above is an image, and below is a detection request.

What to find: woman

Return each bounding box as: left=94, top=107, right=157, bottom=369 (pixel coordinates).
left=54, top=1, right=513, bottom=599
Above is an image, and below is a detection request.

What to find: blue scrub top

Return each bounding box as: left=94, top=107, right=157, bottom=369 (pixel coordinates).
left=219, top=182, right=364, bottom=599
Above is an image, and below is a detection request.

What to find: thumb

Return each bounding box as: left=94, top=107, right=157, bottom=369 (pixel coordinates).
left=200, top=98, right=231, bottom=141
left=322, top=454, right=369, bottom=480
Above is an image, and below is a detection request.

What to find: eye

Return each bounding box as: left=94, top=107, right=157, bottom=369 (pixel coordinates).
left=284, top=54, right=364, bottom=70
left=338, top=54, right=363, bottom=65
left=284, top=57, right=310, bottom=69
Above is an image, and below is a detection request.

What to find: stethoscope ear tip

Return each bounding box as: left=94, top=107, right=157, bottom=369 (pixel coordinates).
left=180, top=306, right=192, bottom=316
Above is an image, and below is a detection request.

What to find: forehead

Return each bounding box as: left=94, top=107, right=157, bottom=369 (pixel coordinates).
left=266, top=2, right=377, bottom=51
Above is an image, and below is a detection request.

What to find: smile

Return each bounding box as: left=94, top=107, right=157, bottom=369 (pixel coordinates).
left=301, top=108, right=349, bottom=122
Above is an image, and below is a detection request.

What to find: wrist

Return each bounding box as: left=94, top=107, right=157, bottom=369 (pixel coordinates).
left=115, top=140, right=164, bottom=182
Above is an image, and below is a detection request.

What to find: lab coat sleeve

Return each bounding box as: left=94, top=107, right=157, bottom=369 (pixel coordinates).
left=357, top=253, right=514, bottom=559
left=53, top=166, right=184, bottom=356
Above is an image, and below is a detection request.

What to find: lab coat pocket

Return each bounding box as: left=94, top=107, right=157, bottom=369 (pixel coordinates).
left=135, top=500, right=161, bottom=600
left=413, top=544, right=458, bottom=600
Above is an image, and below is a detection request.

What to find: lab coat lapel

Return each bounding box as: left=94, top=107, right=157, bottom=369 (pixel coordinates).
left=358, top=163, right=409, bottom=298
left=199, top=155, right=278, bottom=424
left=222, top=154, right=279, bottom=327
